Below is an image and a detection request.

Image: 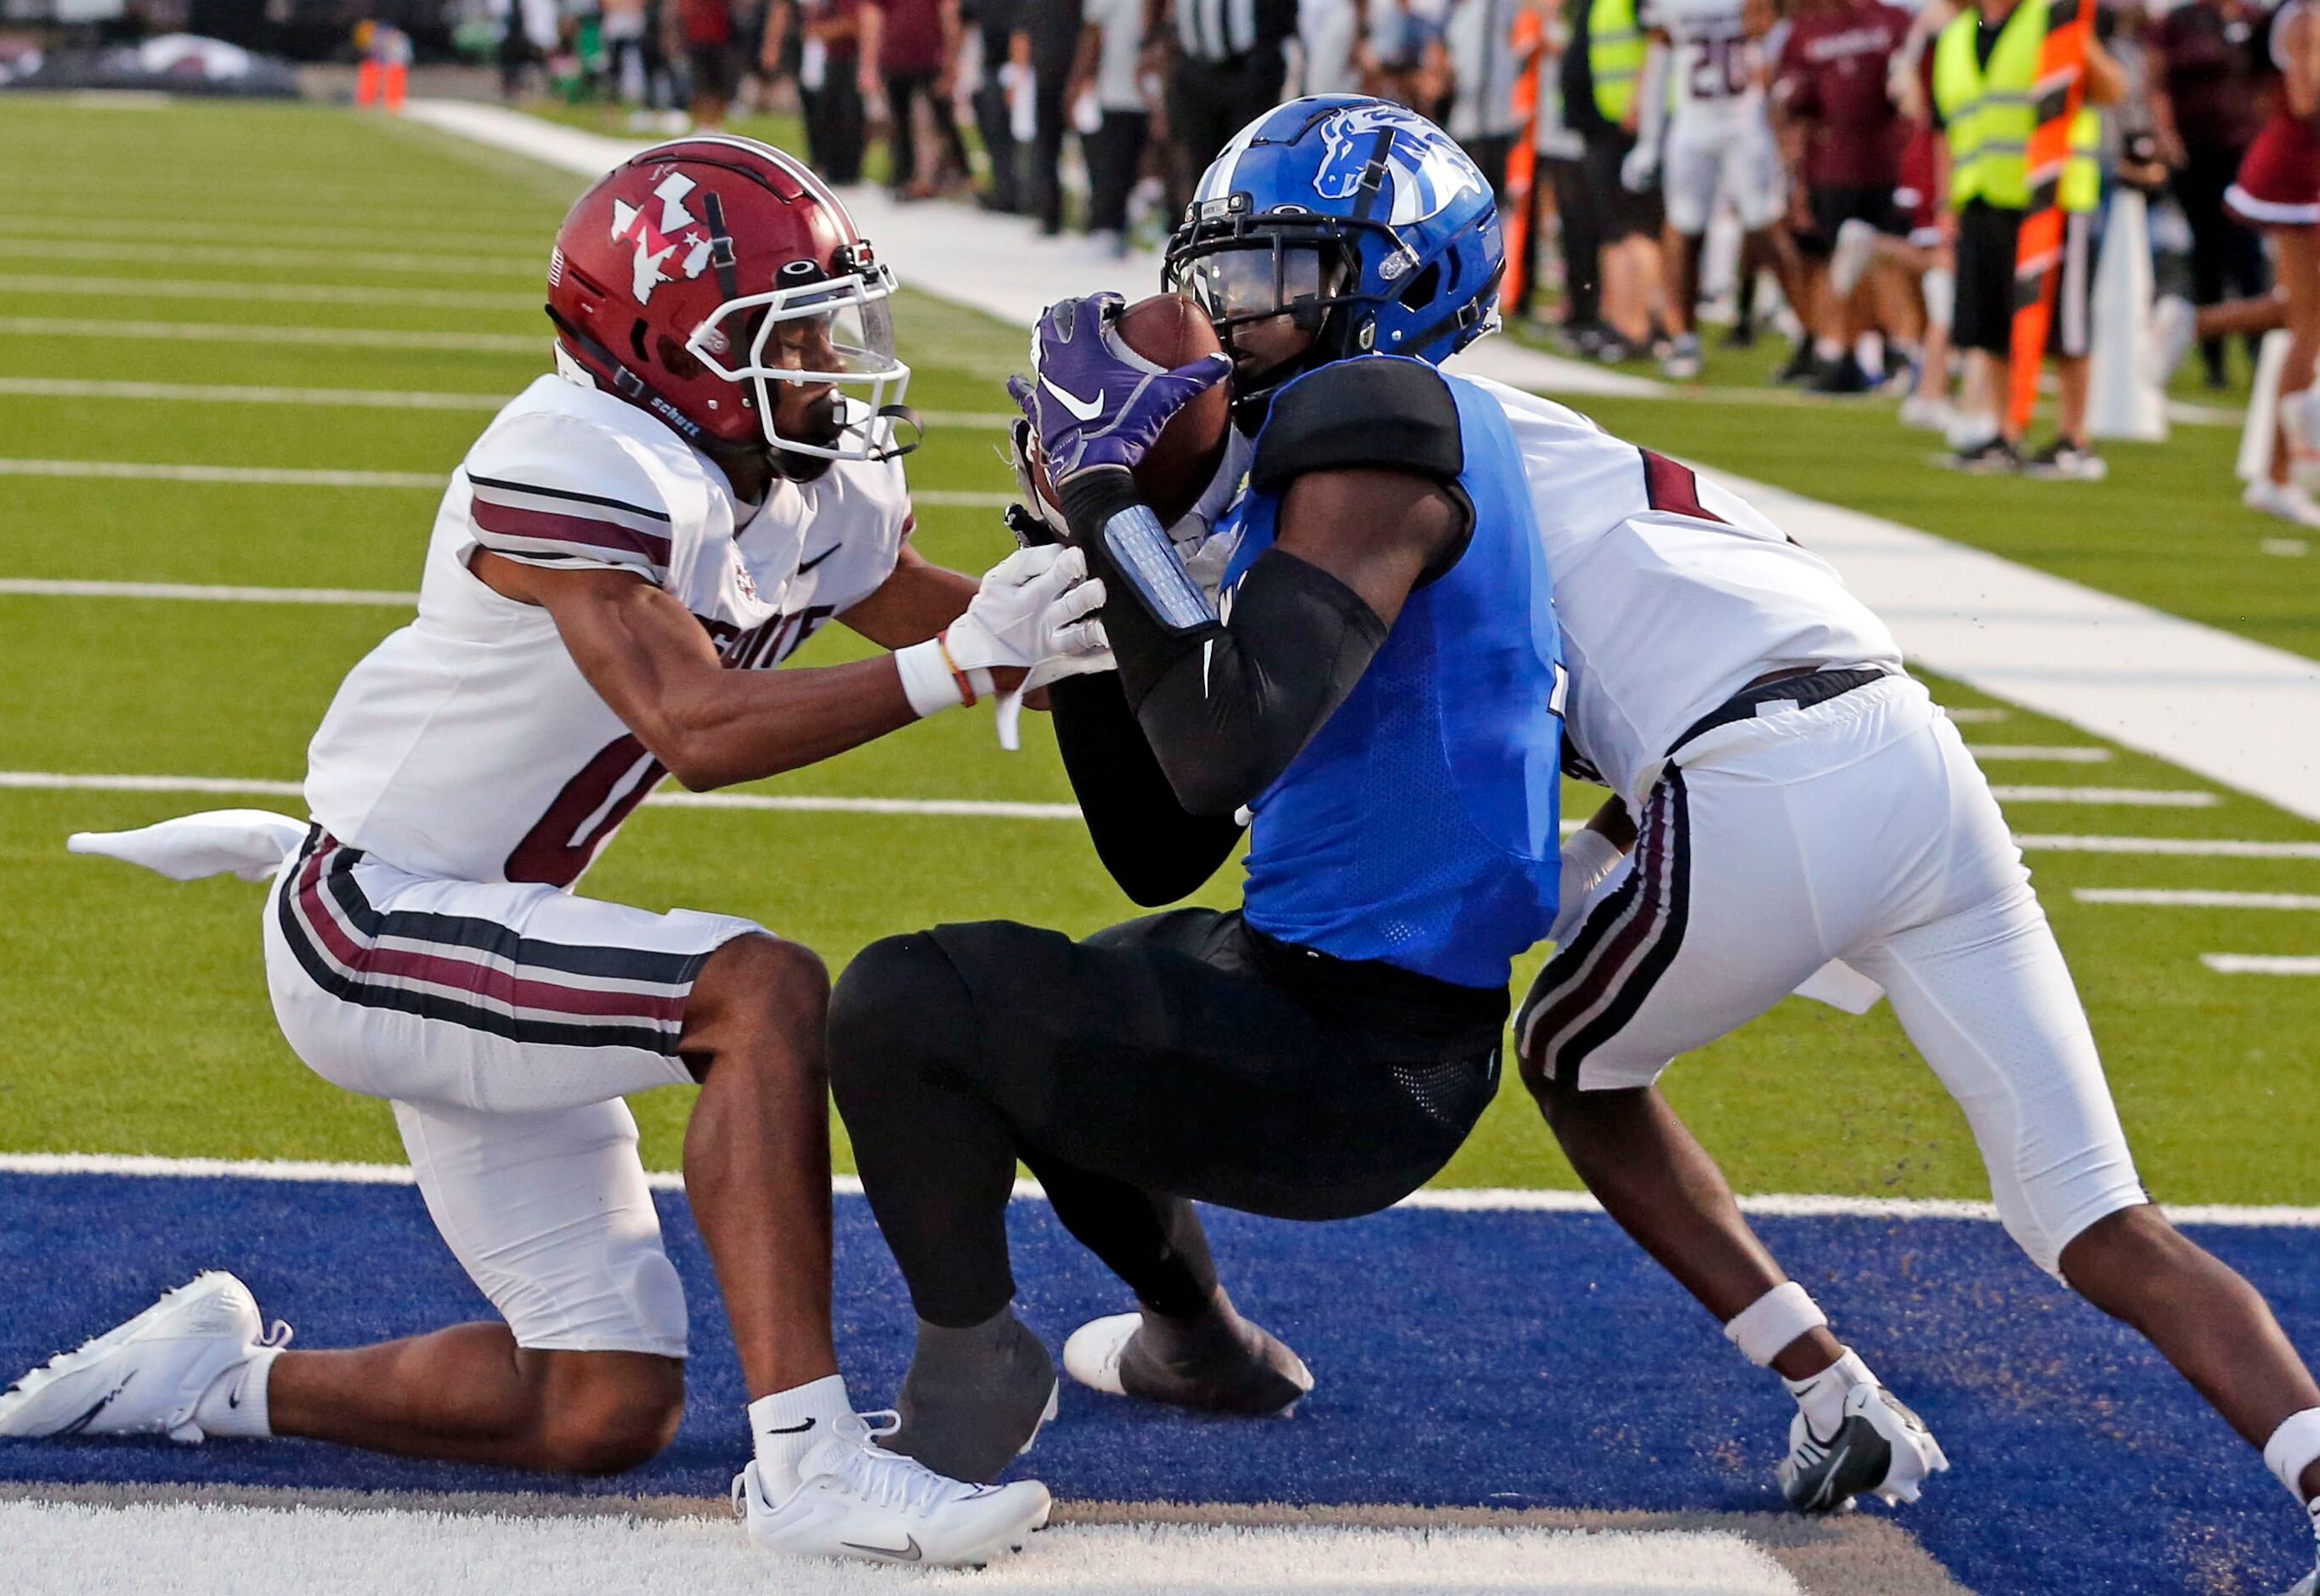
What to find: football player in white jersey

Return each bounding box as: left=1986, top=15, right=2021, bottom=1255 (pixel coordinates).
left=1623, top=0, right=1786, bottom=377
left=1480, top=379, right=2320, bottom=1568
left=0, top=138, right=1098, bottom=1569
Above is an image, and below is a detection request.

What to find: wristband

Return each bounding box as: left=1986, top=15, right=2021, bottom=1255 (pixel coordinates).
left=1724, top=1281, right=1829, bottom=1367
left=893, top=638, right=993, bottom=719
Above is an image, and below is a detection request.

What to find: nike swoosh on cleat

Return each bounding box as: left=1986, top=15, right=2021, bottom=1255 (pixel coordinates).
left=840, top=1535, right=924, bottom=1562
left=1039, top=375, right=1105, bottom=422
left=764, top=1418, right=815, bottom=1435
left=54, top=1375, right=133, bottom=1437
left=1813, top=1442, right=1852, bottom=1509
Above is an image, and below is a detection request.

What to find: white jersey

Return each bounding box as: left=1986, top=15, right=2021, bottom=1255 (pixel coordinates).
left=1643, top=0, right=1768, bottom=139
left=305, top=373, right=911, bottom=886
left=1474, top=377, right=1904, bottom=807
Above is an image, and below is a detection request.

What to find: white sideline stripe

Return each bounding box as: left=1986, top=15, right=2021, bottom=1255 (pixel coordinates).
left=0, top=378, right=1017, bottom=429
left=0, top=459, right=444, bottom=490
left=0, top=317, right=546, bottom=354
left=5, top=1151, right=2317, bottom=1228
left=2014, top=833, right=2320, bottom=858
left=2203, top=954, right=2320, bottom=975
left=0, top=580, right=421, bottom=606
left=2077, top=888, right=2320, bottom=909
left=1966, top=744, right=2113, bottom=762
left=1943, top=707, right=2011, bottom=722
left=0, top=460, right=1015, bottom=506
left=0, top=273, right=539, bottom=312
left=0, top=771, right=1080, bottom=819
left=0, top=238, right=545, bottom=276
left=1989, top=785, right=2219, bottom=806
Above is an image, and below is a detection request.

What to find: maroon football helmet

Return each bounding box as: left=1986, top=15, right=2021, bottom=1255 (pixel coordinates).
left=546, top=135, right=912, bottom=473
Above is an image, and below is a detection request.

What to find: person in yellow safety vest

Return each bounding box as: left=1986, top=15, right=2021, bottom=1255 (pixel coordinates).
left=1928, top=0, right=2124, bottom=478
left=1565, top=0, right=1669, bottom=360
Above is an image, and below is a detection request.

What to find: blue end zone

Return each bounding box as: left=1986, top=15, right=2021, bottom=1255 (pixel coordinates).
left=3, top=1171, right=2316, bottom=1592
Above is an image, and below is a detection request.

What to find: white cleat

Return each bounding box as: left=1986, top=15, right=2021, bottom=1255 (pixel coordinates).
left=733, top=1410, right=1051, bottom=1567
left=1777, top=1380, right=1949, bottom=1514
left=2289, top=1565, right=2317, bottom=1596
left=2244, top=478, right=2320, bottom=529
left=0, top=1271, right=289, bottom=1443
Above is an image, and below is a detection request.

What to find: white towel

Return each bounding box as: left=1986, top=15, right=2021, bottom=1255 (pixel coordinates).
left=69, top=809, right=308, bottom=883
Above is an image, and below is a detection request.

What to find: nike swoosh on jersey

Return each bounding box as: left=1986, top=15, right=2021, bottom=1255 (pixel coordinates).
left=795, top=544, right=840, bottom=574
left=840, top=1535, right=924, bottom=1562
left=1039, top=374, right=1106, bottom=422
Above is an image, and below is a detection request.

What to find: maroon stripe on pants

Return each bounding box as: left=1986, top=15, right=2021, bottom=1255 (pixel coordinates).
left=1525, top=785, right=1676, bottom=1057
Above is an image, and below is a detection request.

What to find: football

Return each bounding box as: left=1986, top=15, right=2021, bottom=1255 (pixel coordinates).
left=1028, top=292, right=1234, bottom=529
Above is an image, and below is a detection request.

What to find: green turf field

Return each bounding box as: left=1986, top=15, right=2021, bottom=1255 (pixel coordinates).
left=2, top=94, right=2315, bottom=1208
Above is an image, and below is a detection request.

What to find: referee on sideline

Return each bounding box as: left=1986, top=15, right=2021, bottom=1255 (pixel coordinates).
left=1158, top=0, right=1299, bottom=203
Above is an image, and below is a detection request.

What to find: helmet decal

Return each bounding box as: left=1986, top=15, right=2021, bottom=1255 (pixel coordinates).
left=1312, top=105, right=1488, bottom=228
left=609, top=172, right=715, bottom=303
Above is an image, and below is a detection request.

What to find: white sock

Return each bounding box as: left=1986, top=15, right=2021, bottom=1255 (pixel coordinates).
left=1785, top=1347, right=1875, bottom=1440
left=190, top=1344, right=284, bottom=1439
left=750, top=1374, right=852, bottom=1498
left=1814, top=336, right=1845, bottom=363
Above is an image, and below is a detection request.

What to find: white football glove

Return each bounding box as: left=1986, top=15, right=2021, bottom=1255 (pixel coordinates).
left=1621, top=144, right=1659, bottom=195
left=987, top=546, right=1112, bottom=750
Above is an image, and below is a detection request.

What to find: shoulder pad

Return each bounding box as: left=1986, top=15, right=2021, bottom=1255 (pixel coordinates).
left=1249, top=357, right=1464, bottom=495
left=465, top=408, right=676, bottom=584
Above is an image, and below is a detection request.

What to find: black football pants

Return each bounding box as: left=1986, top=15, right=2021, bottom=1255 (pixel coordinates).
left=829, top=909, right=1505, bottom=1328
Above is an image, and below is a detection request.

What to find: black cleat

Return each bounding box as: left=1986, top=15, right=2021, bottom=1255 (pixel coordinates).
left=1061, top=1290, right=1313, bottom=1416
left=881, top=1308, right=1059, bottom=1484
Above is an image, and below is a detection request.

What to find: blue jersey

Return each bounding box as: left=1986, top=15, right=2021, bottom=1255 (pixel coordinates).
left=1219, top=364, right=1566, bottom=989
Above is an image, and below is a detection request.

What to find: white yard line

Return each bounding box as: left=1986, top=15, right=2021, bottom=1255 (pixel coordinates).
left=0, top=579, right=421, bottom=606
left=0, top=377, right=1016, bottom=429
left=2015, top=833, right=2320, bottom=857
left=2076, top=888, right=2320, bottom=909
left=0, top=273, right=539, bottom=312
left=1989, top=786, right=2218, bottom=806
left=0, top=459, right=444, bottom=490
left=0, top=238, right=543, bottom=276
left=0, top=770, right=1078, bottom=820
left=2202, top=954, right=2320, bottom=975
left=0, top=317, right=546, bottom=353
left=3, top=1149, right=2313, bottom=1228
left=1944, top=707, right=2011, bottom=722
left=0, top=460, right=1014, bottom=506
left=1965, top=744, right=2113, bottom=762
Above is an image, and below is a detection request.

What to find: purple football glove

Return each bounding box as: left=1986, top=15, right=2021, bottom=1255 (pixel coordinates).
left=1005, top=292, right=1232, bottom=488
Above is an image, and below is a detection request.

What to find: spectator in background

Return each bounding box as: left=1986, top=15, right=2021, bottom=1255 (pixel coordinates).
left=1300, top=0, right=1373, bottom=93
left=1016, top=0, right=1084, bottom=234
left=1365, top=0, right=1451, bottom=118
left=1072, top=0, right=1152, bottom=252
left=682, top=0, right=739, bottom=128
left=776, top=0, right=869, bottom=182
left=1163, top=0, right=1298, bottom=210
left=1524, top=0, right=1604, bottom=344
left=1774, top=0, right=1913, bottom=391
left=966, top=0, right=1026, bottom=210
left=1562, top=0, right=1666, bottom=361
left=1931, top=0, right=2125, bottom=478
left=869, top=0, right=965, bottom=197
left=2148, top=0, right=2271, bottom=387
left=1446, top=0, right=1524, bottom=194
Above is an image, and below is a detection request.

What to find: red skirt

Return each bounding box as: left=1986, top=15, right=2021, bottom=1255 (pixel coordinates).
left=2231, top=112, right=2320, bottom=226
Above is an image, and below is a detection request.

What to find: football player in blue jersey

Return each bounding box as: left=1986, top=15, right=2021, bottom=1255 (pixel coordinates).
left=824, top=98, right=1570, bottom=1482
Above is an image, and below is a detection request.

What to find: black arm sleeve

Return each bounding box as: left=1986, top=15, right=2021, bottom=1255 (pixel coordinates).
left=1050, top=671, right=1244, bottom=905
left=1058, top=356, right=1467, bottom=819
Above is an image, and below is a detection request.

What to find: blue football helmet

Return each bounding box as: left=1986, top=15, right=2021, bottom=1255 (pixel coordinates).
left=1163, top=95, right=1503, bottom=404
